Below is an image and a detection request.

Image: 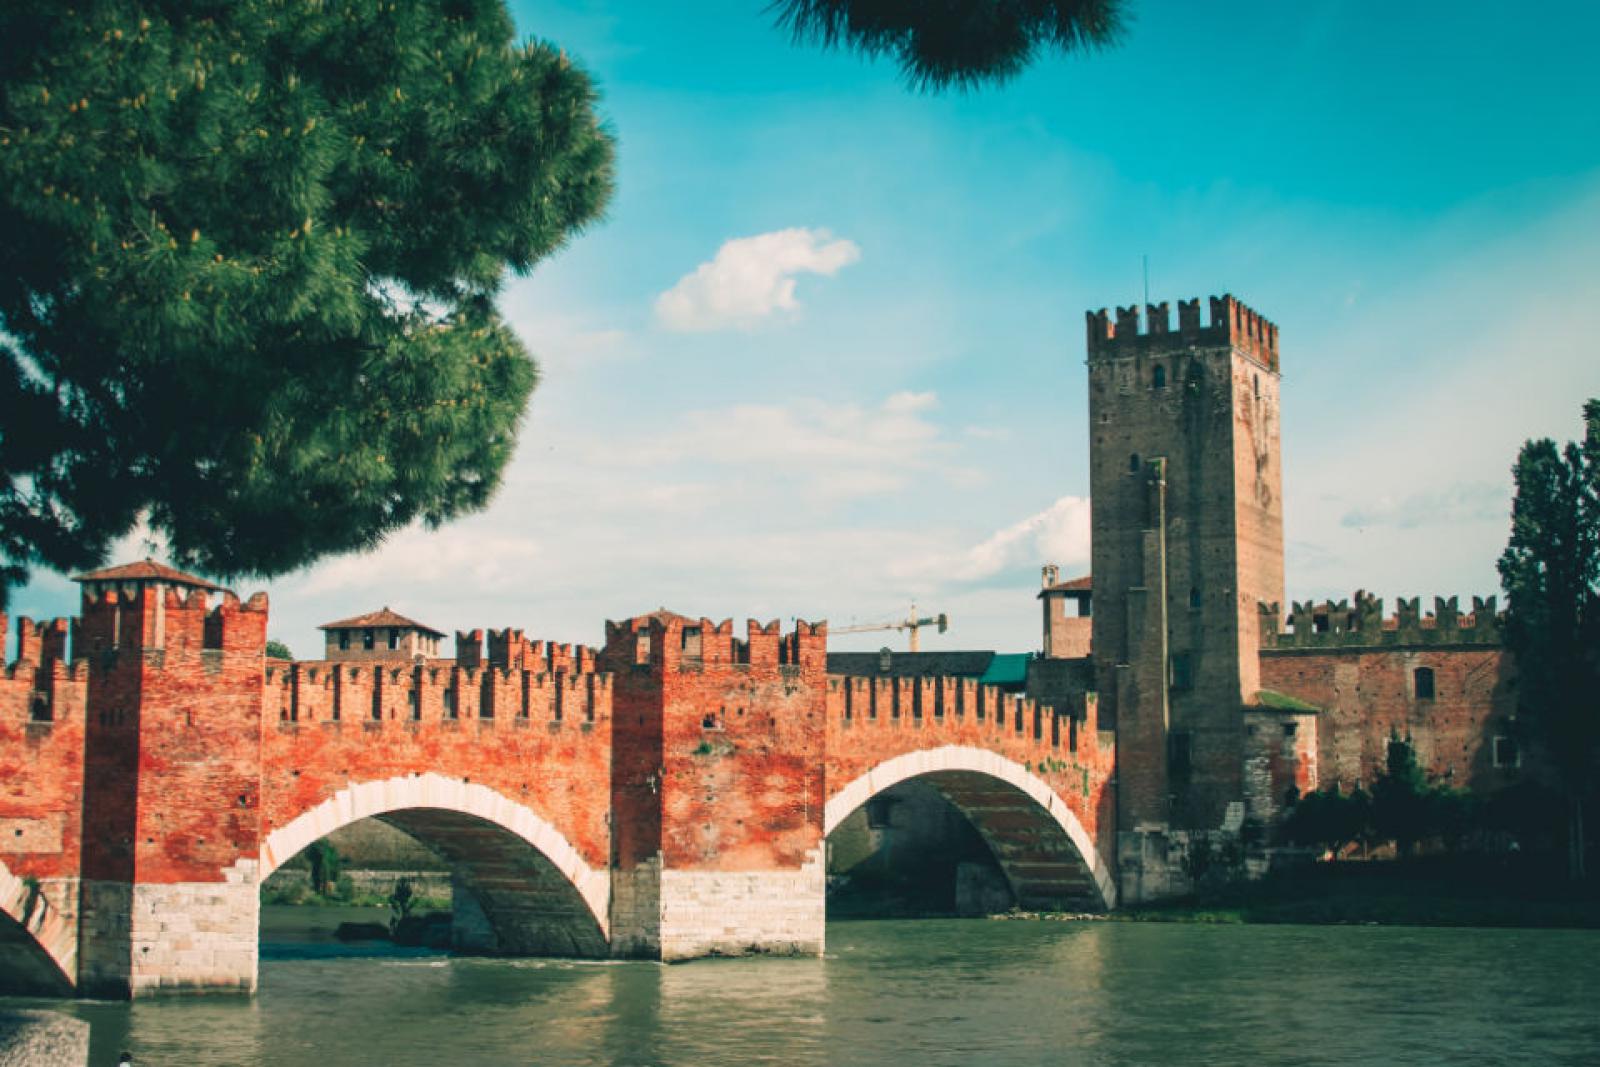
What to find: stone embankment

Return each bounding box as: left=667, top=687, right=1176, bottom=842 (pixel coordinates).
left=0, top=1010, right=88, bottom=1067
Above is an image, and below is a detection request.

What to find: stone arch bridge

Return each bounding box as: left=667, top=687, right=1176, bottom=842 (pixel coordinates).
left=0, top=569, right=1113, bottom=997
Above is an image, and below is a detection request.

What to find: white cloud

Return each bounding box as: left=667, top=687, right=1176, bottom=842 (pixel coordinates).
left=895, top=495, right=1091, bottom=585
left=654, top=228, right=860, bottom=332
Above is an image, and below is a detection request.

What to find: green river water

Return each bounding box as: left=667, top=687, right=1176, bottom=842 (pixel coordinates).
left=8, top=907, right=1599, bottom=1066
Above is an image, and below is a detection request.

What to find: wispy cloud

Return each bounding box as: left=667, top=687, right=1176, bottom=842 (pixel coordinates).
left=654, top=228, right=860, bottom=332
left=1340, top=482, right=1508, bottom=531
left=895, top=495, right=1091, bottom=586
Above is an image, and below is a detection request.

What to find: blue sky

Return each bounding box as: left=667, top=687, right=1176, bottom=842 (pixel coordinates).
left=12, top=0, right=1600, bottom=657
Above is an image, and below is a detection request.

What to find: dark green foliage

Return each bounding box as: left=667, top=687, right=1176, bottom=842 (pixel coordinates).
left=1372, top=733, right=1431, bottom=857
left=0, top=1, right=615, bottom=604
left=1281, top=785, right=1372, bottom=856
left=387, top=876, right=416, bottom=934
left=1180, top=834, right=1244, bottom=893
left=771, top=0, right=1125, bottom=91
left=265, top=638, right=293, bottom=660
left=305, top=839, right=341, bottom=895
left=1497, top=399, right=1600, bottom=878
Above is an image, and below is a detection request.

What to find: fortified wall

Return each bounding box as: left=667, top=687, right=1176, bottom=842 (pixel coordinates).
left=0, top=568, right=1117, bottom=997
left=1258, top=592, right=1516, bottom=792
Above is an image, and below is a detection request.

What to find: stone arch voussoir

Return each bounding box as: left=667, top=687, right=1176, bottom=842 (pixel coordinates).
left=0, top=859, right=76, bottom=994
left=260, top=773, right=609, bottom=938
left=825, top=745, right=1116, bottom=909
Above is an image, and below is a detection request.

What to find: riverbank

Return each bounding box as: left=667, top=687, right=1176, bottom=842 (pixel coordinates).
left=1010, top=855, right=1600, bottom=929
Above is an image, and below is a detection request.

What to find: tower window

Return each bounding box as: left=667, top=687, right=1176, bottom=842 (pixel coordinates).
left=1253, top=374, right=1260, bottom=399
left=1413, top=667, right=1435, bottom=701
left=1129, top=453, right=1141, bottom=474
left=338, top=631, right=350, bottom=651
left=1152, top=365, right=1166, bottom=389
left=387, top=629, right=399, bottom=650
left=1168, top=731, right=1193, bottom=779
left=1170, top=653, right=1194, bottom=691
left=362, top=628, right=375, bottom=651
left=1189, top=586, right=1202, bottom=610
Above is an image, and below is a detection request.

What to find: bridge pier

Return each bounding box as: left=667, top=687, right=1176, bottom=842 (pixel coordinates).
left=611, top=852, right=826, bottom=961
left=78, top=867, right=261, bottom=996
left=601, top=615, right=830, bottom=961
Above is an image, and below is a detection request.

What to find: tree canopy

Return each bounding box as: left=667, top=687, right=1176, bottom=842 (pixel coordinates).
left=1497, top=399, right=1600, bottom=878
left=0, top=0, right=614, bottom=604
left=773, top=0, right=1126, bottom=91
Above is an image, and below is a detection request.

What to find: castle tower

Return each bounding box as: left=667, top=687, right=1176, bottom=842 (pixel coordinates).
left=72, top=561, right=268, bottom=996
left=599, top=612, right=828, bottom=960
left=1084, top=297, right=1284, bottom=895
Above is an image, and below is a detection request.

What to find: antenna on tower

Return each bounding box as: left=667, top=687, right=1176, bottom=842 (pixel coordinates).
left=1142, top=254, right=1150, bottom=308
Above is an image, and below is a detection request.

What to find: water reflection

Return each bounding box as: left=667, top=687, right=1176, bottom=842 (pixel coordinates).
left=5, top=918, right=1598, bottom=1066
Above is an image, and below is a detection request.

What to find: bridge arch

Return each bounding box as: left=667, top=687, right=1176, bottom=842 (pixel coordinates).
left=0, top=860, right=75, bottom=995
left=825, top=746, right=1116, bottom=910
left=261, top=773, right=610, bottom=957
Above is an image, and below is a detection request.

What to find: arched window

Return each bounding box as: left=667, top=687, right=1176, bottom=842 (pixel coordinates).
left=1129, top=453, right=1141, bottom=474
left=1152, top=364, right=1166, bottom=389
left=1413, top=666, right=1436, bottom=701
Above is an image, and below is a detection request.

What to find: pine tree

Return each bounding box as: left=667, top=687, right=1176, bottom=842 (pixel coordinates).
left=0, top=1, right=614, bottom=603
left=773, top=0, right=1125, bottom=91
left=1497, top=399, right=1600, bottom=879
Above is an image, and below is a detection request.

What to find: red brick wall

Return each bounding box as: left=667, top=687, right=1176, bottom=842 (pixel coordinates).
left=0, top=617, right=87, bottom=883
left=825, top=676, right=1116, bottom=863
left=600, top=616, right=827, bottom=874
left=75, top=588, right=270, bottom=885
left=1260, top=645, right=1517, bottom=791
left=261, top=653, right=613, bottom=871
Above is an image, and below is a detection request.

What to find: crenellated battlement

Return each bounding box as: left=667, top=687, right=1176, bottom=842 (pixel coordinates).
left=74, top=581, right=268, bottom=659
left=601, top=612, right=828, bottom=673
left=1259, top=591, right=1502, bottom=650
left=825, top=674, right=1109, bottom=758
left=1086, top=294, right=1279, bottom=369
left=266, top=652, right=615, bottom=726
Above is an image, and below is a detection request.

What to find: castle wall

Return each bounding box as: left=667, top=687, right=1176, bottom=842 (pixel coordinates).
left=1258, top=594, right=1516, bottom=791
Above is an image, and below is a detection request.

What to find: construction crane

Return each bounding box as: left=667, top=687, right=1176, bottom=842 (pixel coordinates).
left=832, top=605, right=949, bottom=653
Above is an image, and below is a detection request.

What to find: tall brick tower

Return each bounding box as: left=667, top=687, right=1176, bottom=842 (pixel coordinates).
left=73, top=562, right=267, bottom=996
left=1084, top=296, right=1284, bottom=900
left=599, top=612, right=828, bottom=960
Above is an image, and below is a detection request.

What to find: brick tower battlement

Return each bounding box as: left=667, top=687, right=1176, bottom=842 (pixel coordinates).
left=1086, top=295, right=1279, bottom=370
left=599, top=613, right=827, bottom=673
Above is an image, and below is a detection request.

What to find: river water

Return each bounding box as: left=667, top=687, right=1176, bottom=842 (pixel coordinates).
left=11, top=907, right=1600, bottom=1066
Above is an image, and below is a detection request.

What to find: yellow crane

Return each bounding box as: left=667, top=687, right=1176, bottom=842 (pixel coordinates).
left=832, top=605, right=949, bottom=653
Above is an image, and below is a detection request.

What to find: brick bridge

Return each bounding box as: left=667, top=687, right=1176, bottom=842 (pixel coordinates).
left=1, top=568, right=1114, bottom=997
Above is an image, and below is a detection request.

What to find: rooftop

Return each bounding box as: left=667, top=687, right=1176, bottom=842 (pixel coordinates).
left=72, top=559, right=221, bottom=591
left=1039, top=575, right=1092, bottom=598
left=318, top=607, right=444, bottom=638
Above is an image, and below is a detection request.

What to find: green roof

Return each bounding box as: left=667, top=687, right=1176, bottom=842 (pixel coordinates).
left=979, top=653, right=1030, bottom=688
left=1255, top=689, right=1321, bottom=713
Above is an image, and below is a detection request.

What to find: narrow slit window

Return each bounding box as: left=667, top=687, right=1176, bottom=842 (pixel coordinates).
left=1414, top=667, right=1435, bottom=701
left=1152, top=365, right=1166, bottom=389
